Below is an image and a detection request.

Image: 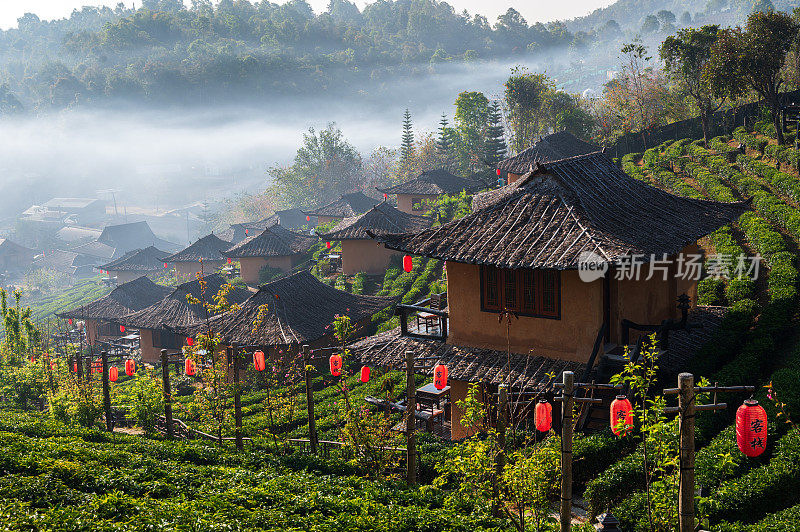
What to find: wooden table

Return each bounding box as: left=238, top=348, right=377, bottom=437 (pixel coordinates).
left=416, top=383, right=450, bottom=431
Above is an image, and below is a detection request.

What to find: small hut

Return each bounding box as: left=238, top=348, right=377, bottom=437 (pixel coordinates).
left=184, top=270, right=394, bottom=356
left=97, top=246, right=169, bottom=284
left=496, top=131, right=601, bottom=184
left=224, top=225, right=317, bottom=285
left=57, top=276, right=172, bottom=345
left=163, top=233, right=232, bottom=280
left=118, top=273, right=250, bottom=364
left=318, top=203, right=432, bottom=275
left=378, top=169, right=481, bottom=214
left=306, top=192, right=378, bottom=226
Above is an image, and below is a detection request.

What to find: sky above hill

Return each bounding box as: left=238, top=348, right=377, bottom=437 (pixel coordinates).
left=0, top=0, right=615, bottom=30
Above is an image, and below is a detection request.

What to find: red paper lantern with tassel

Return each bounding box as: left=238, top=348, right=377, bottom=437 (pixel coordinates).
left=535, top=400, right=552, bottom=432
left=360, top=365, right=370, bottom=383
left=125, top=359, right=136, bottom=376
left=186, top=337, right=194, bottom=346
left=403, top=255, right=413, bottom=273
left=253, top=350, right=266, bottom=372
left=329, top=354, right=342, bottom=377
left=185, top=358, right=196, bottom=376
left=109, top=366, right=118, bottom=382
left=736, top=399, right=768, bottom=457
left=433, top=364, right=448, bottom=390
left=610, top=395, right=633, bottom=436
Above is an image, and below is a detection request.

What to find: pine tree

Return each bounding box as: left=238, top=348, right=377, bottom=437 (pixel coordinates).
left=400, top=109, right=416, bottom=178
left=436, top=113, right=455, bottom=169
left=483, top=101, right=507, bottom=167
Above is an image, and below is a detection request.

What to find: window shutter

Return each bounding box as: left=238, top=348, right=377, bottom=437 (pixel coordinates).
left=503, top=269, right=518, bottom=311
left=483, top=266, right=500, bottom=310
left=540, top=270, right=559, bottom=316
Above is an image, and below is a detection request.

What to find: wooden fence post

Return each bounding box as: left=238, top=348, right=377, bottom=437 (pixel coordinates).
left=493, top=384, right=508, bottom=517
left=678, top=373, right=695, bottom=532
left=302, top=345, right=318, bottom=454
left=233, top=346, right=243, bottom=450
left=101, top=350, right=113, bottom=432
left=161, top=349, right=174, bottom=438
left=405, top=349, right=416, bottom=486
left=560, top=371, right=575, bottom=532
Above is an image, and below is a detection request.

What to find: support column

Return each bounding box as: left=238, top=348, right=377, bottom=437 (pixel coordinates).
left=405, top=349, right=416, bottom=486
left=303, top=345, right=318, bottom=454
left=101, top=350, right=112, bottom=432
left=678, top=373, right=695, bottom=532
left=233, top=346, right=243, bottom=450
left=161, top=349, right=174, bottom=438
left=560, top=371, right=574, bottom=532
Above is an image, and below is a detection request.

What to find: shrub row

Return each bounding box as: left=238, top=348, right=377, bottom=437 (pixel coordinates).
left=733, top=126, right=768, bottom=154
left=737, top=153, right=800, bottom=204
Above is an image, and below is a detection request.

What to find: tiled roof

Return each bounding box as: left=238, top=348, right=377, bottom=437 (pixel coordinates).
left=318, top=203, right=432, bottom=241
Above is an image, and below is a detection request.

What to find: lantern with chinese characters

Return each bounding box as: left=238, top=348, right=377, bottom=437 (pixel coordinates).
left=535, top=400, right=553, bottom=432
left=186, top=337, right=194, bottom=346
left=253, top=350, right=266, bottom=372
left=125, top=359, right=136, bottom=376
left=610, top=395, right=633, bottom=436
left=403, top=255, right=413, bottom=273
left=736, top=399, right=768, bottom=457
left=360, top=365, right=370, bottom=383
left=329, top=354, right=343, bottom=377
left=109, top=366, right=118, bottom=382
left=120, top=325, right=125, bottom=333
left=433, top=364, right=448, bottom=390
left=326, top=241, right=331, bottom=249
left=185, top=358, right=196, bottom=376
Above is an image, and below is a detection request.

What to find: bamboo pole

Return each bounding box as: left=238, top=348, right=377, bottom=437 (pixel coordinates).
left=233, top=346, right=243, bottom=450
left=493, top=384, right=508, bottom=517
left=302, top=345, right=318, bottom=454
left=405, top=349, right=416, bottom=486
left=101, top=350, right=112, bottom=432
left=678, top=373, right=695, bottom=532
left=560, top=371, right=574, bottom=532
left=161, top=349, right=174, bottom=438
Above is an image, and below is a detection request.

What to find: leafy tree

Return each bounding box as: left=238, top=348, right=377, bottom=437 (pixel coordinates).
left=641, top=15, right=660, bottom=34
left=706, top=11, right=800, bottom=144
left=660, top=25, right=724, bottom=146
left=454, top=91, right=490, bottom=173
left=268, top=123, right=364, bottom=207
left=680, top=11, right=692, bottom=26
left=482, top=101, right=507, bottom=168
left=503, top=68, right=551, bottom=153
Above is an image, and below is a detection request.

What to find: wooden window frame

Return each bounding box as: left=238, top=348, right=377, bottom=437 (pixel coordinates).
left=480, top=265, right=561, bottom=319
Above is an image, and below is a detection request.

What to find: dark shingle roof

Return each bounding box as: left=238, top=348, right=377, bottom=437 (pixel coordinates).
left=498, top=131, right=602, bottom=174
left=318, top=203, right=432, bottom=241
left=263, top=208, right=313, bottom=230
left=99, top=246, right=169, bottom=272
left=58, top=276, right=172, bottom=320
left=182, top=271, right=394, bottom=346
left=97, top=221, right=178, bottom=253
left=73, top=240, right=117, bottom=260
left=307, top=192, right=379, bottom=218
left=224, top=225, right=317, bottom=258
left=118, top=273, right=250, bottom=330
left=375, top=152, right=748, bottom=270
left=378, top=169, right=481, bottom=196
left=164, top=233, right=232, bottom=263
left=350, top=328, right=584, bottom=391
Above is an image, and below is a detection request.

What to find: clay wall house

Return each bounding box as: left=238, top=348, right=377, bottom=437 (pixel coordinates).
left=224, top=225, right=317, bottom=285
left=496, top=131, right=601, bottom=185
left=306, top=192, right=378, bottom=226
left=317, top=203, right=432, bottom=276
left=117, top=274, right=250, bottom=364
left=353, top=151, right=748, bottom=439
left=163, top=233, right=232, bottom=280
left=97, top=246, right=170, bottom=284
left=181, top=270, right=394, bottom=366
left=223, top=209, right=316, bottom=245
left=378, top=169, right=482, bottom=214
left=57, top=276, right=172, bottom=346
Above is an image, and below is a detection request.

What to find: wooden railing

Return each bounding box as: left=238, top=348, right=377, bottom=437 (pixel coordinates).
left=396, top=303, right=448, bottom=340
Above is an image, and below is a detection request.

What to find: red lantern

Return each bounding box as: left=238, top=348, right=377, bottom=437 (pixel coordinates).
left=73, top=361, right=77, bottom=373
left=383, top=193, right=388, bottom=200
left=185, top=358, right=196, bottom=376
left=360, top=365, right=370, bottom=383
left=245, top=228, right=249, bottom=235
left=120, top=325, right=125, bottom=333
left=326, top=241, right=331, bottom=249
left=109, top=366, right=118, bottom=382
left=496, top=168, right=501, bottom=176
left=29, top=355, right=35, bottom=363
left=535, top=400, right=553, bottom=432
left=186, top=337, right=194, bottom=346
left=227, top=257, right=232, bottom=264
left=329, top=354, right=342, bottom=377
left=125, top=359, right=136, bottom=376
left=253, top=350, right=266, bottom=372
left=68, top=318, right=73, bottom=325
left=163, top=262, right=168, bottom=268
left=403, top=255, right=413, bottom=273
left=306, top=215, right=311, bottom=221
left=433, top=364, right=448, bottom=390
left=610, top=395, right=633, bottom=436
left=736, top=399, right=768, bottom=457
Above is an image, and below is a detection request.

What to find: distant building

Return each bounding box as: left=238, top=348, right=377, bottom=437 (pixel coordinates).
left=164, top=233, right=232, bottom=280
left=306, top=192, right=378, bottom=226
left=0, top=239, right=36, bottom=274
left=73, top=221, right=179, bottom=264
left=378, top=169, right=482, bottom=214
left=42, top=198, right=106, bottom=225
left=224, top=225, right=317, bottom=285
left=33, top=249, right=96, bottom=278
left=98, top=246, right=170, bottom=284
left=318, top=203, right=432, bottom=275
left=496, top=131, right=602, bottom=184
